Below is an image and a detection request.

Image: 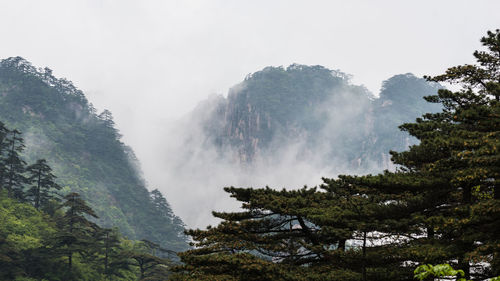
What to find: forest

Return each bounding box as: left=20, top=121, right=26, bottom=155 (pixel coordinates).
left=0, top=28, right=499, bottom=280
left=0, top=121, right=179, bottom=280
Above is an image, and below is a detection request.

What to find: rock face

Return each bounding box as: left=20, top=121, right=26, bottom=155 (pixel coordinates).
left=193, top=65, right=441, bottom=172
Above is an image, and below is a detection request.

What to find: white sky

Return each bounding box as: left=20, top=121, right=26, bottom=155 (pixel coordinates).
left=1, top=0, right=500, bottom=225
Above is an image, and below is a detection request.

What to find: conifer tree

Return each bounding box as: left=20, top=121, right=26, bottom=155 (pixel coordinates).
left=93, top=228, right=131, bottom=280
left=0, top=121, right=10, bottom=191
left=25, top=159, right=61, bottom=210
left=0, top=122, right=8, bottom=152
left=98, top=109, right=122, bottom=139
left=130, top=252, right=166, bottom=280
left=151, top=189, right=175, bottom=220
left=54, top=192, right=99, bottom=273
left=129, top=241, right=171, bottom=280
left=172, top=185, right=407, bottom=281
left=150, top=189, right=186, bottom=242
left=1, top=129, right=26, bottom=198
left=340, top=29, right=500, bottom=279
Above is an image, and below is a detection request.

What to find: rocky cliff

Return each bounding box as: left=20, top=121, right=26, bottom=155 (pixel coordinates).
left=193, top=65, right=441, bottom=172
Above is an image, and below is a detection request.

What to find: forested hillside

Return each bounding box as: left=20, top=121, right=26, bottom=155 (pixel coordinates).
left=0, top=57, right=188, bottom=251
left=0, top=123, right=174, bottom=280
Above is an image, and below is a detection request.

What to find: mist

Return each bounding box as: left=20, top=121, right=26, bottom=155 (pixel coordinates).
left=146, top=76, right=384, bottom=228
left=2, top=1, right=500, bottom=229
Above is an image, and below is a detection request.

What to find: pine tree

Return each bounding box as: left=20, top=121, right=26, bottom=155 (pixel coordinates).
left=98, top=109, right=115, bottom=128
left=172, top=185, right=408, bottom=281
left=0, top=122, right=8, bottom=152
left=1, top=129, right=27, bottom=199
left=150, top=189, right=186, bottom=244
left=0, top=121, right=10, bottom=192
left=54, top=192, right=99, bottom=273
left=93, top=228, right=131, bottom=280
left=129, top=241, right=171, bottom=280
left=150, top=189, right=175, bottom=221
left=340, top=29, right=500, bottom=279
left=25, top=159, right=61, bottom=210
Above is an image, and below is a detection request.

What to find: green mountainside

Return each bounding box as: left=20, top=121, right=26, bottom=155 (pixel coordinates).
left=0, top=57, right=187, bottom=251
left=197, top=64, right=441, bottom=172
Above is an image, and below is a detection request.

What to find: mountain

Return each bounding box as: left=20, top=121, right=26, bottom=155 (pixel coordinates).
left=190, top=64, right=441, bottom=172
left=367, top=73, right=443, bottom=168
left=0, top=57, right=188, bottom=251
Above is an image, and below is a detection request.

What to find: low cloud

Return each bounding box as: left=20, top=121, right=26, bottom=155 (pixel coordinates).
left=153, top=81, right=388, bottom=229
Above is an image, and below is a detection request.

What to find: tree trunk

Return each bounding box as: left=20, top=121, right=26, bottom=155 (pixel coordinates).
left=458, top=257, right=470, bottom=280
left=68, top=252, right=72, bottom=271
left=463, top=185, right=471, bottom=204
left=427, top=226, right=434, bottom=239
left=362, top=231, right=367, bottom=281
left=7, top=131, right=16, bottom=197
left=338, top=239, right=346, bottom=251
left=140, top=263, right=145, bottom=280
left=35, top=169, right=41, bottom=209
left=104, top=232, right=109, bottom=277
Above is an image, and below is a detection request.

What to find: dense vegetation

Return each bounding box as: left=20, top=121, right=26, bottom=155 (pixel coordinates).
left=171, top=30, right=500, bottom=280
left=0, top=122, right=176, bottom=280
left=0, top=58, right=188, bottom=252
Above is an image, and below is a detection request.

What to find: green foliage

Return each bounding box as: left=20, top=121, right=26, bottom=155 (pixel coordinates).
left=340, top=29, right=500, bottom=280
left=0, top=183, right=171, bottom=280
left=0, top=122, right=176, bottom=280
left=172, top=184, right=414, bottom=280
left=0, top=128, right=27, bottom=199
left=127, top=240, right=173, bottom=280
left=25, top=159, right=61, bottom=210
left=53, top=192, right=99, bottom=271
left=414, top=264, right=466, bottom=281
left=92, top=228, right=132, bottom=279
left=0, top=191, right=55, bottom=250
left=0, top=191, right=56, bottom=279
left=414, top=263, right=500, bottom=281
left=0, top=57, right=188, bottom=251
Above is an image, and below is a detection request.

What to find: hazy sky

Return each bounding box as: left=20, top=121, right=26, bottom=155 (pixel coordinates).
left=1, top=0, right=500, bottom=225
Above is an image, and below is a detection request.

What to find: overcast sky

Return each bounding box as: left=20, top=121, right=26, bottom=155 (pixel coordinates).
left=1, top=0, right=500, bottom=224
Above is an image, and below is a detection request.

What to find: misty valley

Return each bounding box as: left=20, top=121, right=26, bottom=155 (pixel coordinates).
left=1, top=30, right=499, bottom=281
